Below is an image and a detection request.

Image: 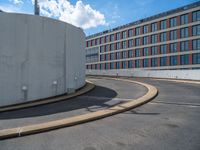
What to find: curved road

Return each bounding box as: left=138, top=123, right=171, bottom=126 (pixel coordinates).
left=0, top=77, right=200, bottom=150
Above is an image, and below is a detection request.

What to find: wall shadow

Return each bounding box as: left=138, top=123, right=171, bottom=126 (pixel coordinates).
left=0, top=85, right=117, bottom=119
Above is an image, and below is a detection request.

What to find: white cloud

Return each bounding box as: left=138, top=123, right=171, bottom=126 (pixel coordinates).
left=31, top=0, right=106, bottom=29
left=9, top=0, right=24, bottom=5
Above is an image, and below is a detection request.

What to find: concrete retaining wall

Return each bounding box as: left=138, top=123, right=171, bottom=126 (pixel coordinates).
left=0, top=13, right=85, bottom=106
left=86, top=69, right=200, bottom=80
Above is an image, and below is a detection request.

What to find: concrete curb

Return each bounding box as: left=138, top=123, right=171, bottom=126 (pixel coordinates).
left=152, top=78, right=200, bottom=84
left=0, top=80, right=95, bottom=112
left=0, top=77, right=158, bottom=140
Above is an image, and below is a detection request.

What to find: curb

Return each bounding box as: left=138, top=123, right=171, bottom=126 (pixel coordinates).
left=152, top=78, right=200, bottom=85
left=0, top=80, right=95, bottom=112
left=0, top=77, right=158, bottom=140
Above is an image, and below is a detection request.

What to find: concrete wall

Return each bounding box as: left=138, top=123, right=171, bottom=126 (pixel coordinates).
left=86, top=69, right=200, bottom=80
left=0, top=13, right=85, bottom=106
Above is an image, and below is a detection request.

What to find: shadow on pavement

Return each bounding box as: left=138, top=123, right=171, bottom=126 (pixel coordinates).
left=0, top=85, right=117, bottom=119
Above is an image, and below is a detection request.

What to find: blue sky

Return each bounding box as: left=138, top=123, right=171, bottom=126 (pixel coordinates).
left=0, top=0, right=198, bottom=36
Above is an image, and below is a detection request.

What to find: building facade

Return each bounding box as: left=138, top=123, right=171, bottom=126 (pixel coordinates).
left=86, top=2, right=200, bottom=71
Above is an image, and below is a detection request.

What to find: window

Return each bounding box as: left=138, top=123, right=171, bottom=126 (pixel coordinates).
left=170, top=30, right=177, bottom=40
left=180, top=55, right=189, bottom=65
left=122, top=61, right=127, bottom=69
left=180, top=27, right=189, bottom=38
left=110, top=43, right=114, bottom=51
left=192, top=39, right=200, bottom=50
left=105, top=45, right=109, bottom=52
left=100, top=46, right=104, bottom=53
left=192, top=53, right=200, bottom=64
left=122, top=41, right=126, bottom=49
left=151, top=58, right=158, bottom=67
left=128, top=39, right=133, bottom=48
left=116, top=52, right=121, bottom=59
left=180, top=14, right=188, bottom=25
left=105, top=54, right=109, bottom=60
left=170, top=56, right=178, bottom=66
left=135, top=38, right=141, bottom=46
left=151, top=46, right=158, bottom=55
left=105, top=35, right=109, bottom=43
left=92, top=40, right=95, bottom=46
left=143, top=48, right=148, bottom=56
left=116, top=42, right=121, bottom=50
left=110, top=62, right=114, bottom=69
left=180, top=41, right=189, bottom=51
left=192, top=10, right=200, bottom=22
left=170, top=43, right=177, bottom=53
left=143, top=25, right=148, bottom=33
left=135, top=60, right=140, bottom=68
left=136, top=27, right=140, bottom=35
left=143, top=59, right=149, bottom=67
left=100, top=64, right=104, bottom=70
left=143, top=36, right=148, bottom=45
left=100, top=55, right=104, bottom=61
left=116, top=62, right=120, bottom=69
left=151, top=22, right=157, bottom=32
left=128, top=60, right=134, bottom=68
left=122, top=51, right=127, bottom=59
left=160, top=44, right=167, bottom=54
left=151, top=34, right=158, bottom=43
left=160, top=20, right=167, bottom=30
left=170, top=17, right=177, bottom=27
left=192, top=25, right=200, bottom=36
left=122, top=31, right=126, bottom=39
left=128, top=50, right=133, bottom=58
left=160, top=32, right=167, bottom=42
left=110, top=34, right=115, bottom=42
left=160, top=57, right=167, bottom=66
left=100, top=37, right=104, bottom=44
left=135, top=49, right=140, bottom=57
left=116, top=32, right=120, bottom=40
left=128, top=29, right=133, bottom=37
left=110, top=53, right=115, bottom=60
left=95, top=38, right=99, bottom=45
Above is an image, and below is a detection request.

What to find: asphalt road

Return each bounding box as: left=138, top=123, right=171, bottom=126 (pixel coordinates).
left=0, top=77, right=200, bottom=150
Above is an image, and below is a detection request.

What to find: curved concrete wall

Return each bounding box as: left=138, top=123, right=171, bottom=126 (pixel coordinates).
left=0, top=13, right=85, bottom=106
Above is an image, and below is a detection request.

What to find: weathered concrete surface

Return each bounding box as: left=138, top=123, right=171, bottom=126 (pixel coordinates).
left=0, top=13, right=85, bottom=106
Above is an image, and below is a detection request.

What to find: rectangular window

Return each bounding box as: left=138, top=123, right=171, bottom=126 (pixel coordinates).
left=143, top=25, right=148, bottom=34
left=192, top=10, right=200, bottom=22
left=135, top=60, right=140, bottom=68
left=170, top=17, right=177, bottom=27
left=110, top=34, right=115, bottom=42
left=151, top=34, right=158, bottom=43
left=122, top=51, right=127, bottom=59
left=192, top=53, right=200, bottom=64
left=100, top=37, right=104, bottom=44
left=143, top=59, right=149, bottom=67
left=135, top=49, right=140, bottom=57
left=116, top=62, right=120, bottom=69
left=128, top=29, right=133, bottom=37
left=180, top=14, right=188, bottom=25
left=180, top=27, right=189, bottom=38
left=135, top=38, right=141, bottom=46
left=192, top=39, right=200, bottom=50
left=122, top=61, right=127, bottom=69
left=160, top=20, right=167, bottom=30
left=160, top=44, right=167, bottom=54
left=122, top=41, right=126, bottom=49
left=122, top=31, right=126, bottom=39
left=170, top=43, right=177, bottom=53
left=170, top=30, right=177, bottom=40
left=105, top=45, right=109, bottom=52
left=151, top=58, right=158, bottom=67
left=110, top=62, right=114, bottom=69
left=116, top=52, right=121, bottom=59
left=100, top=64, right=103, bottom=70
left=128, top=50, right=133, bottom=58
left=151, top=46, right=158, bottom=55
left=116, top=32, right=120, bottom=40
left=128, top=60, right=134, bottom=68
left=100, top=46, right=104, bottom=53
left=110, top=43, right=114, bottom=51
left=100, top=55, right=104, bottom=61
left=116, top=42, right=121, bottom=50
left=143, top=36, right=148, bottom=45
left=151, top=22, right=157, bottom=32
left=160, top=32, right=167, bottom=42
left=128, top=39, right=133, bottom=48
left=160, top=57, right=167, bottom=66
left=95, top=38, right=99, bottom=45
left=143, top=48, right=148, bottom=56
left=110, top=53, right=115, bottom=60
left=170, top=56, right=178, bottom=66
left=180, top=54, right=189, bottom=65
left=180, top=41, right=189, bottom=51
left=105, top=35, right=109, bottom=43
left=136, top=27, right=140, bottom=35
left=192, top=25, right=200, bottom=36
left=105, top=54, right=109, bottom=61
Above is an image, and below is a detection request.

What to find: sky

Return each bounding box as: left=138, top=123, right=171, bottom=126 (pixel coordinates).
left=0, top=0, right=199, bottom=36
